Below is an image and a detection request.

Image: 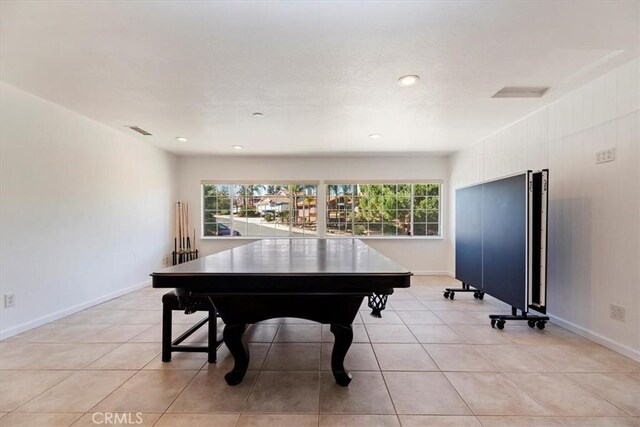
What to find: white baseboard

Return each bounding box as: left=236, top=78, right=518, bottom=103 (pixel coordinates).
left=548, top=313, right=640, bottom=362
left=412, top=271, right=455, bottom=276
left=0, top=280, right=151, bottom=340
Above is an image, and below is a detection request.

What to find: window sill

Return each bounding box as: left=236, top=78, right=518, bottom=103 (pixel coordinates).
left=199, top=236, right=444, bottom=241
left=328, top=236, right=444, bottom=240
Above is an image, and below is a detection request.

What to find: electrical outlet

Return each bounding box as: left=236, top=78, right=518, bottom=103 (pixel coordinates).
left=4, top=294, right=15, bottom=308
left=163, top=256, right=170, bottom=266
left=596, top=147, right=616, bottom=164
left=609, top=304, right=626, bottom=323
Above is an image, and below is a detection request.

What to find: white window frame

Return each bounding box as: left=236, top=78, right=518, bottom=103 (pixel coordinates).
left=201, top=180, right=443, bottom=240
left=324, top=181, right=443, bottom=240
left=201, top=181, right=320, bottom=239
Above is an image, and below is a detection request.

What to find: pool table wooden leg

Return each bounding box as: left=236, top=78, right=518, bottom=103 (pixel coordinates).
left=223, top=323, right=249, bottom=386
left=330, top=323, right=353, bottom=386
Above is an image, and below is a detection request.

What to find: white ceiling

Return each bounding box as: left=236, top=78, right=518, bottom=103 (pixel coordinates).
left=1, top=1, right=638, bottom=156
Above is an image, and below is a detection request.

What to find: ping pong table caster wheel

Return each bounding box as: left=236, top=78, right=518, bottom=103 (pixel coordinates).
left=443, top=291, right=450, bottom=299
left=536, top=321, right=546, bottom=330
left=449, top=292, right=455, bottom=300
left=477, top=292, right=484, bottom=300
left=496, top=320, right=505, bottom=330
left=491, top=319, right=496, bottom=328
left=528, top=320, right=536, bottom=328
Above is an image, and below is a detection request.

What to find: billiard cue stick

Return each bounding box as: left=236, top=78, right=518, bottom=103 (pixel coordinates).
left=187, top=205, right=191, bottom=260
left=188, top=204, right=193, bottom=260
left=183, top=202, right=187, bottom=253
left=178, top=202, right=184, bottom=261
left=179, top=201, right=182, bottom=246
left=173, top=202, right=178, bottom=265
left=185, top=202, right=190, bottom=256
left=175, top=201, right=179, bottom=263
left=183, top=202, right=187, bottom=261
left=186, top=222, right=191, bottom=260
left=183, top=202, right=188, bottom=258
left=175, top=202, right=178, bottom=248
left=177, top=201, right=181, bottom=250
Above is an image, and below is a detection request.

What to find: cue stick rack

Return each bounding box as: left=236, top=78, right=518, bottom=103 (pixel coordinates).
left=173, top=201, right=198, bottom=265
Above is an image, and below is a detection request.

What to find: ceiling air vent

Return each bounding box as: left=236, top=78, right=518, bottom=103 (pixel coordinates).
left=491, top=87, right=549, bottom=98
left=128, top=126, right=152, bottom=136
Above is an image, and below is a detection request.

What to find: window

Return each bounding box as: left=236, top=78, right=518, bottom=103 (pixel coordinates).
left=202, top=183, right=318, bottom=237
left=202, top=182, right=441, bottom=239
left=326, top=183, right=440, bottom=237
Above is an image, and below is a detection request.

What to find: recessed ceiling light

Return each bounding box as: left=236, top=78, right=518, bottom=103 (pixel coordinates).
left=175, top=137, right=188, bottom=143
left=369, top=134, right=382, bottom=139
left=252, top=112, right=264, bottom=118
left=232, top=145, right=244, bottom=150
left=398, top=74, right=420, bottom=87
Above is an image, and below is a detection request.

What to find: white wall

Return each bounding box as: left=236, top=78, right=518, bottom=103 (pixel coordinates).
left=177, top=155, right=451, bottom=274
left=0, top=82, right=178, bottom=338
left=449, top=59, right=640, bottom=360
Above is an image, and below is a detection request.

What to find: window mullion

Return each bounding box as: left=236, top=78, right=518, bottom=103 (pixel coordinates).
left=230, top=185, right=235, bottom=235
left=351, top=185, right=355, bottom=237
left=289, top=193, right=293, bottom=237
left=410, top=184, right=414, bottom=237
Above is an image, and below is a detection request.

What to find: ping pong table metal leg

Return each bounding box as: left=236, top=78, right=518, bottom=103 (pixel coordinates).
left=223, top=323, right=249, bottom=386
left=330, top=323, right=353, bottom=387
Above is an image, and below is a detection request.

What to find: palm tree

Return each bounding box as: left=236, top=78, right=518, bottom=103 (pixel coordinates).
left=300, top=195, right=316, bottom=227
left=287, top=185, right=317, bottom=226
left=245, top=184, right=265, bottom=209
left=326, top=184, right=354, bottom=234
left=266, top=185, right=285, bottom=194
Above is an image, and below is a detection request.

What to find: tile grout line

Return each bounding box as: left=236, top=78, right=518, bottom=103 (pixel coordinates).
left=561, top=372, right=638, bottom=417
left=72, top=369, right=139, bottom=423
left=151, top=365, right=206, bottom=426
left=2, top=282, right=639, bottom=424
left=399, top=298, right=477, bottom=419
left=367, top=326, right=402, bottom=424
left=3, top=370, right=77, bottom=416
left=235, top=322, right=278, bottom=424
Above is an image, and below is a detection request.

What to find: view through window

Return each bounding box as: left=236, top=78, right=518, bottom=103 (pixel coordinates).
left=326, top=183, right=440, bottom=237
left=202, top=182, right=440, bottom=238
left=202, top=184, right=318, bottom=237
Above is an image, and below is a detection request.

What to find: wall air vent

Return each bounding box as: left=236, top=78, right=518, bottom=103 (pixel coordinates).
left=491, top=87, right=549, bottom=98
left=128, top=126, right=152, bottom=136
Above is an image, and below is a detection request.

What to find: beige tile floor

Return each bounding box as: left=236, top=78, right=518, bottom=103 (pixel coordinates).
left=1, top=276, right=639, bottom=426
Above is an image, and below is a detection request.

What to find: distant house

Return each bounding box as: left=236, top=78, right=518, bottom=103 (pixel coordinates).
left=326, top=195, right=352, bottom=220
left=256, top=193, right=291, bottom=213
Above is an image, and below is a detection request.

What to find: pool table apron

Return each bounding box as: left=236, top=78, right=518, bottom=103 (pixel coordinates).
left=174, top=288, right=394, bottom=387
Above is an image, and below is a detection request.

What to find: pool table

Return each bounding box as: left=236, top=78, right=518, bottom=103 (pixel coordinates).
left=151, top=239, right=411, bottom=386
